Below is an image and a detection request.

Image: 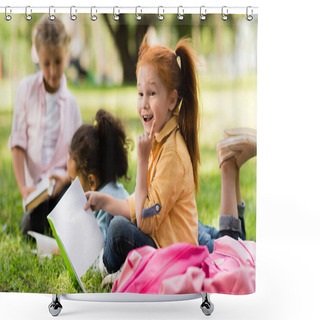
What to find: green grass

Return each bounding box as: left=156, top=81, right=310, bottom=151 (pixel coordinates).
left=0, top=83, right=256, bottom=293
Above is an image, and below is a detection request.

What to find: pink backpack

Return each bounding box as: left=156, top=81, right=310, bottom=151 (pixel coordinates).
left=160, top=236, right=256, bottom=295
left=112, top=236, right=256, bottom=295
left=111, top=242, right=209, bottom=294
left=201, top=237, right=256, bottom=295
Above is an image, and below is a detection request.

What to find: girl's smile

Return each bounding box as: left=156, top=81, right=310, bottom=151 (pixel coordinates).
left=142, top=115, right=154, bottom=123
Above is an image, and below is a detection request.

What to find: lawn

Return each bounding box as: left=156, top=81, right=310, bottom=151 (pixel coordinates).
left=0, top=82, right=256, bottom=293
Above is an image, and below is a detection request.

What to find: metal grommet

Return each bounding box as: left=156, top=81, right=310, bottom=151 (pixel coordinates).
left=25, top=6, right=32, bottom=21
left=135, top=6, right=142, bottom=21
left=221, top=6, right=228, bottom=21
left=113, top=6, right=120, bottom=21
left=49, top=6, right=56, bottom=21
left=157, top=6, right=164, bottom=21
left=200, top=6, right=207, bottom=21
left=246, top=6, right=254, bottom=21
left=70, top=6, right=77, bottom=21
left=5, top=6, right=12, bottom=21
left=177, top=6, right=184, bottom=21
left=90, top=6, right=97, bottom=21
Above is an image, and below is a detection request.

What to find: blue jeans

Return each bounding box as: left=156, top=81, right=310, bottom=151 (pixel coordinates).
left=198, top=200, right=246, bottom=253
left=103, top=216, right=157, bottom=273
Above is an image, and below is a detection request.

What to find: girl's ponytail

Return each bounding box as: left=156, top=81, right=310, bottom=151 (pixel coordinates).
left=94, top=109, right=130, bottom=185
left=175, top=39, right=200, bottom=194
left=95, top=109, right=115, bottom=184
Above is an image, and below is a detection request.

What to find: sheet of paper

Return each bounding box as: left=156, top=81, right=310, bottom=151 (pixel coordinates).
left=47, top=177, right=105, bottom=280
left=27, top=231, right=58, bottom=259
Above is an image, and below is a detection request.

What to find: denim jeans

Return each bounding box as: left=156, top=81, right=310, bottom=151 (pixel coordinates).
left=198, top=200, right=246, bottom=253
left=103, top=216, right=157, bottom=273
left=104, top=202, right=247, bottom=271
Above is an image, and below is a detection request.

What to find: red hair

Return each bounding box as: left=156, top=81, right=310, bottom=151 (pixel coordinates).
left=136, top=35, right=200, bottom=194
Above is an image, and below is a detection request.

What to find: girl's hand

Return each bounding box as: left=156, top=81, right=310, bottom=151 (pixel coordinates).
left=135, top=120, right=155, bottom=227
left=21, top=185, right=36, bottom=201
left=84, top=191, right=106, bottom=212
left=50, top=173, right=70, bottom=198
left=137, top=120, right=155, bottom=163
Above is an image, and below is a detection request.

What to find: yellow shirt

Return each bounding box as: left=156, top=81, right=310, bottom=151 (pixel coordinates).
left=128, top=113, right=198, bottom=248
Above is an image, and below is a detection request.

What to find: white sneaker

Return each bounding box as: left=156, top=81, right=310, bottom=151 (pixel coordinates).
left=98, top=250, right=108, bottom=278
left=92, top=248, right=108, bottom=277
left=100, top=264, right=123, bottom=290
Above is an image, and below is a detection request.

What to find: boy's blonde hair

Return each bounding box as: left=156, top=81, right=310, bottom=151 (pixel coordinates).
left=33, top=15, right=70, bottom=51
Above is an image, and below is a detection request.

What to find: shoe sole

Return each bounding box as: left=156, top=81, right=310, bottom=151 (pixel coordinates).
left=217, top=135, right=256, bottom=151
left=224, top=128, right=256, bottom=139
left=217, top=135, right=257, bottom=167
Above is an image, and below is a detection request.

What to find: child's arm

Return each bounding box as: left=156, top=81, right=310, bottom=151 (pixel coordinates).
left=12, top=146, right=35, bottom=200
left=135, top=122, right=155, bottom=228
left=84, top=191, right=130, bottom=220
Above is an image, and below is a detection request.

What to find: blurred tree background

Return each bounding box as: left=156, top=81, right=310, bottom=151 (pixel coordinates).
left=0, top=13, right=257, bottom=87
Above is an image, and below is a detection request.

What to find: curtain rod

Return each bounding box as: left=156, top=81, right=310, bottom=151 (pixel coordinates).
left=0, top=6, right=259, bottom=20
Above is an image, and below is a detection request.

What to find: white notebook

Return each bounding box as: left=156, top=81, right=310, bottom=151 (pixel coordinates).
left=47, top=177, right=105, bottom=292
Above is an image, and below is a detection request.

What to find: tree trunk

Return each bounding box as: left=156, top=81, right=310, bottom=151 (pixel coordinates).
left=102, top=14, right=154, bottom=84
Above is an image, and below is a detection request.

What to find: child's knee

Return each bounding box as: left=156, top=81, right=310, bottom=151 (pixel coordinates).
left=103, top=216, right=128, bottom=273
left=107, top=216, right=128, bottom=238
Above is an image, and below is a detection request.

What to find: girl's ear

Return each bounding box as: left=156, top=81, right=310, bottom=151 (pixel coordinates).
left=169, top=89, right=178, bottom=111
left=87, top=174, right=98, bottom=191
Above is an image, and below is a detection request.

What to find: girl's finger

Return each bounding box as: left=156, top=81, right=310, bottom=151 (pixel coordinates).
left=84, top=201, right=90, bottom=211
left=84, top=192, right=92, bottom=210
left=149, top=118, right=155, bottom=139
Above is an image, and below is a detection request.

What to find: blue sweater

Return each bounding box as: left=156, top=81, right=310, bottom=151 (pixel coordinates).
left=93, top=181, right=129, bottom=242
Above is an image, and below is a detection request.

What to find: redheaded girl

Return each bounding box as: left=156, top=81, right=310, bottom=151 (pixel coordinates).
left=85, top=35, right=199, bottom=274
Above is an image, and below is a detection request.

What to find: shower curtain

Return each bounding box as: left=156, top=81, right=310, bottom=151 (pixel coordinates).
left=0, top=9, right=257, bottom=296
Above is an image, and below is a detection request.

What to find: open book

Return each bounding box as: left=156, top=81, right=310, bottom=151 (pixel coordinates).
left=23, top=178, right=56, bottom=212
left=47, top=177, right=105, bottom=292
